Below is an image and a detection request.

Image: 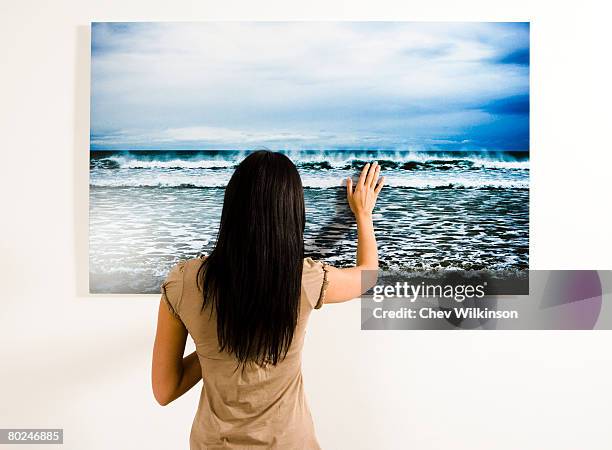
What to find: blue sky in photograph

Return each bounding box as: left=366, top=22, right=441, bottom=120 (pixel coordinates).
left=90, top=22, right=529, bottom=151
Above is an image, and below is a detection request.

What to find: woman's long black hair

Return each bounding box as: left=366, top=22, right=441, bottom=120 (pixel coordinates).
left=197, top=150, right=305, bottom=367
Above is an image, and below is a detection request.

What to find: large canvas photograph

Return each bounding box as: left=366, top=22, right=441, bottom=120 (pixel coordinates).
left=89, top=21, right=529, bottom=293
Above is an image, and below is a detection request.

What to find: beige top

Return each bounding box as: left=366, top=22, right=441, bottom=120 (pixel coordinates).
left=160, top=256, right=329, bottom=450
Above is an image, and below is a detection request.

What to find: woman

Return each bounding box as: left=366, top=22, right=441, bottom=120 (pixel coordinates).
left=152, top=151, right=384, bottom=449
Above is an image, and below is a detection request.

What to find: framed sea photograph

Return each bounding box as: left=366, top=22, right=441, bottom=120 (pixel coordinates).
left=89, top=21, right=529, bottom=294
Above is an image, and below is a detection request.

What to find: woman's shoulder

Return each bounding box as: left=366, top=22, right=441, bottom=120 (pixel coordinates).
left=183, top=256, right=206, bottom=278
left=173, top=256, right=206, bottom=302
left=188, top=254, right=207, bottom=266
left=303, top=256, right=324, bottom=271
left=166, top=255, right=205, bottom=273
left=164, top=256, right=205, bottom=287
left=302, top=257, right=329, bottom=309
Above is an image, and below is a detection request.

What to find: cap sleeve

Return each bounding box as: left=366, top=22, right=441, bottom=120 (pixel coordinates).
left=160, top=260, right=186, bottom=319
left=302, top=257, right=330, bottom=310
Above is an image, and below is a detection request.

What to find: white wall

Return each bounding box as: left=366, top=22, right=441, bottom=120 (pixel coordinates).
left=1, top=1, right=611, bottom=449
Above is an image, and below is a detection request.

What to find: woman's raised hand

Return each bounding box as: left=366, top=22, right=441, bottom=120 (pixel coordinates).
left=346, top=162, right=385, bottom=219
left=321, top=162, right=383, bottom=303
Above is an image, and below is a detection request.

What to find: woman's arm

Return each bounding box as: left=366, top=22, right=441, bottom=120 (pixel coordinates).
left=152, top=300, right=202, bottom=406
left=324, top=162, right=385, bottom=303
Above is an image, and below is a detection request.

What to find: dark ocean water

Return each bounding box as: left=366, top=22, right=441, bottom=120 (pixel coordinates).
left=89, top=150, right=529, bottom=293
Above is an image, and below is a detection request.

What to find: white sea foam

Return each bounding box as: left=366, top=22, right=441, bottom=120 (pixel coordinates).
left=106, top=156, right=236, bottom=169
left=93, top=150, right=529, bottom=171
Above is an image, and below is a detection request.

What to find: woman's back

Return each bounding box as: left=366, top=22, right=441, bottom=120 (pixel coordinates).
left=152, top=154, right=384, bottom=448
left=161, top=256, right=328, bottom=449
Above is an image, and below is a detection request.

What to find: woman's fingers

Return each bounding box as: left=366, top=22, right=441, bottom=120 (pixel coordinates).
left=357, top=163, right=370, bottom=188
left=370, top=164, right=380, bottom=189
left=365, top=161, right=378, bottom=187
left=347, top=164, right=384, bottom=217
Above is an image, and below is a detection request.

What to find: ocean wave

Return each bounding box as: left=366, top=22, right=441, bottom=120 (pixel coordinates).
left=90, top=151, right=529, bottom=172
left=90, top=156, right=236, bottom=170
left=344, top=158, right=528, bottom=171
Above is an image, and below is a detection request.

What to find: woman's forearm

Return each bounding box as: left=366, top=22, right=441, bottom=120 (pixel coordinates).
left=356, top=213, right=378, bottom=269
left=323, top=162, right=383, bottom=303
left=167, top=351, right=202, bottom=404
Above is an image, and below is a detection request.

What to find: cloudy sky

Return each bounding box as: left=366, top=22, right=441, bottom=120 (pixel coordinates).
left=90, top=22, right=529, bottom=151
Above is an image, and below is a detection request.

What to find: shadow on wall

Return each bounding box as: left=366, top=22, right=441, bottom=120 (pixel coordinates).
left=73, top=25, right=91, bottom=298
left=308, top=184, right=356, bottom=260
